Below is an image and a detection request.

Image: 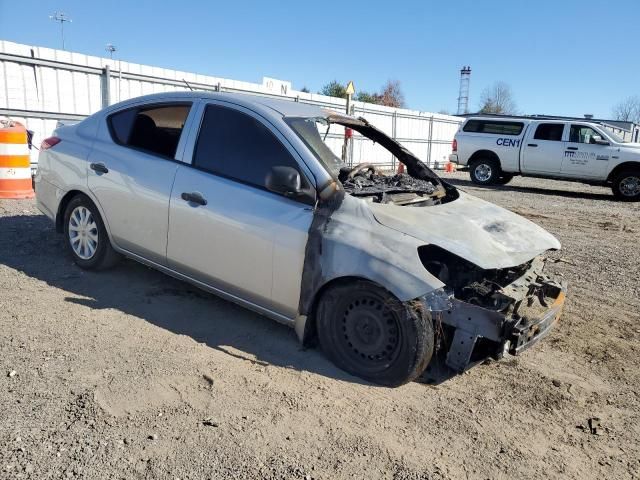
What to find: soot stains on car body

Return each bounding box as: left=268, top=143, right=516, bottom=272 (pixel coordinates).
left=295, top=112, right=566, bottom=377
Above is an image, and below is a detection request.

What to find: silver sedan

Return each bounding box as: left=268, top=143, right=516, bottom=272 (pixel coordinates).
left=35, top=92, right=566, bottom=386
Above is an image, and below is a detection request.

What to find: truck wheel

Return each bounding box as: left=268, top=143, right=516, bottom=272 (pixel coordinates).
left=316, top=280, right=434, bottom=387
left=611, top=169, right=640, bottom=201
left=469, top=159, right=501, bottom=185
left=496, top=173, right=514, bottom=185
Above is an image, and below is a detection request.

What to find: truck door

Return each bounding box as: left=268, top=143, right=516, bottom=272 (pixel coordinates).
left=560, top=124, right=611, bottom=178
left=520, top=123, right=566, bottom=174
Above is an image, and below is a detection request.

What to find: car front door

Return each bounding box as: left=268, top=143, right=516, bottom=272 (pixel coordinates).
left=166, top=102, right=315, bottom=317
left=87, top=102, right=195, bottom=265
left=561, top=124, right=611, bottom=178
left=520, top=123, right=566, bottom=174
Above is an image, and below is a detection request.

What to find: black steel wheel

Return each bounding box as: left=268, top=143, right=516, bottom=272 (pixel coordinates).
left=316, top=280, right=434, bottom=387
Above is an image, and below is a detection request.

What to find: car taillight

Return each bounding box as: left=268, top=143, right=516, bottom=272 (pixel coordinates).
left=452, top=138, right=458, bottom=152
left=41, top=136, right=61, bottom=150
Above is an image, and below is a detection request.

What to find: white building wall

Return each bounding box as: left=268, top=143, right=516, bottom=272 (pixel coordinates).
left=0, top=40, right=463, bottom=169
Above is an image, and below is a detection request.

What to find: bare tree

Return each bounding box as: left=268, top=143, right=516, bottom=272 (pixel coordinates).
left=378, top=80, right=405, bottom=108
left=479, top=82, right=517, bottom=115
left=612, top=96, right=640, bottom=123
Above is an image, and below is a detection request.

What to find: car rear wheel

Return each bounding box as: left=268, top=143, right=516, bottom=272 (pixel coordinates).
left=63, top=194, right=121, bottom=269
left=469, top=158, right=501, bottom=185
left=611, top=169, right=640, bottom=202
left=316, top=280, right=434, bottom=387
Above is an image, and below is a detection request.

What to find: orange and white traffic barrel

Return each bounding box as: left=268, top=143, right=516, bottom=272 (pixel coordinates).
left=0, top=123, right=34, bottom=199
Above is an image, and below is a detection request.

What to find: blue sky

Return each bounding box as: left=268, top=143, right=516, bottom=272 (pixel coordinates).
left=0, top=0, right=637, bottom=118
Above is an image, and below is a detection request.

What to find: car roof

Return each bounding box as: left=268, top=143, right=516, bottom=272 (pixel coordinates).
left=107, top=91, right=341, bottom=120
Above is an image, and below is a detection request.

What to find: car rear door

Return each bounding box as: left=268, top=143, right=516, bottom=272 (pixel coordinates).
left=520, top=122, right=566, bottom=174
left=166, top=101, right=314, bottom=317
left=560, top=124, right=611, bottom=178
left=87, top=101, right=196, bottom=265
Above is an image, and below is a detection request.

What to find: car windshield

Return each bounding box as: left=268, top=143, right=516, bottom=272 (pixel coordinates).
left=285, top=117, right=346, bottom=175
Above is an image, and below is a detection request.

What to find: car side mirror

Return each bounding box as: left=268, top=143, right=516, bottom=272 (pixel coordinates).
left=591, top=135, right=610, bottom=146
left=265, top=166, right=302, bottom=197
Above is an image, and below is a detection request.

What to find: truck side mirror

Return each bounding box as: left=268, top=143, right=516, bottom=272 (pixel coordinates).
left=591, top=135, right=609, bottom=146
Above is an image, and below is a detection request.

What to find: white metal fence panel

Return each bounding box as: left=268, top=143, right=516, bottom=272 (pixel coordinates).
left=0, top=40, right=463, bottom=169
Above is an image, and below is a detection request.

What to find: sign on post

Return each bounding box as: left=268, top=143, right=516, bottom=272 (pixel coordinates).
left=342, top=81, right=355, bottom=162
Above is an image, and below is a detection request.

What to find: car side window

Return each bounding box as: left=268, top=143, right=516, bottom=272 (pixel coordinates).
left=193, top=104, right=302, bottom=190
left=570, top=125, right=600, bottom=144
left=108, top=103, right=191, bottom=159
left=534, top=123, right=564, bottom=141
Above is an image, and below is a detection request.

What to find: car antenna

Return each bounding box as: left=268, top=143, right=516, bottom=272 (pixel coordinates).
left=182, top=79, right=194, bottom=91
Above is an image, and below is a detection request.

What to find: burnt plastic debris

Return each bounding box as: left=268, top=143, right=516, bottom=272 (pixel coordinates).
left=342, top=170, right=437, bottom=197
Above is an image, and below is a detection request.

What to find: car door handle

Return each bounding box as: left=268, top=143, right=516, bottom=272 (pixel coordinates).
left=567, top=146, right=578, bottom=150
left=181, top=191, right=207, bottom=206
left=527, top=143, right=538, bottom=147
left=90, top=162, right=109, bottom=174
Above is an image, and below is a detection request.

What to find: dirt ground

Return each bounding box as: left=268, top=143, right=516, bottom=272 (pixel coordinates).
left=1, top=172, right=639, bottom=479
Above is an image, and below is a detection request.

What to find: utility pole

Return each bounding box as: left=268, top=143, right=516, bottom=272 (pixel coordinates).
left=49, top=12, right=72, bottom=50
left=105, top=44, right=121, bottom=102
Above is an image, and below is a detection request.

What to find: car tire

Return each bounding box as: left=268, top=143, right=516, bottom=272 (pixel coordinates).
left=495, top=173, right=514, bottom=185
left=316, top=280, right=434, bottom=387
left=63, top=194, right=121, bottom=270
left=611, top=169, right=640, bottom=202
left=469, top=158, right=501, bottom=185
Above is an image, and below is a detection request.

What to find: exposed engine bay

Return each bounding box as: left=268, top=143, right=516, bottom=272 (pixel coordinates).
left=339, top=163, right=447, bottom=206
left=420, top=244, right=563, bottom=321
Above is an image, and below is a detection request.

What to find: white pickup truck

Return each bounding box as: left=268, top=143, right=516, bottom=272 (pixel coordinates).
left=449, top=117, right=640, bottom=201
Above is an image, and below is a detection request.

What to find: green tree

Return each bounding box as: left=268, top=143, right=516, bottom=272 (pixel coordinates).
left=319, top=80, right=346, bottom=99
left=356, top=91, right=380, bottom=103
left=300, top=86, right=310, bottom=93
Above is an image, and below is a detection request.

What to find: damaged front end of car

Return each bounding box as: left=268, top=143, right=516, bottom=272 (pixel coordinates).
left=418, top=248, right=566, bottom=382
left=290, top=111, right=566, bottom=385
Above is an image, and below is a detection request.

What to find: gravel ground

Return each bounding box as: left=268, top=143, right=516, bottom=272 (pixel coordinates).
left=1, top=172, right=639, bottom=479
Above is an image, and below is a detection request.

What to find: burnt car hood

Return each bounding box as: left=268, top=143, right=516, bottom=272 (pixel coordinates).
left=368, top=190, right=561, bottom=270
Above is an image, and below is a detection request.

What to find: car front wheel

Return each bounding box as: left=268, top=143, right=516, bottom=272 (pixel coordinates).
left=316, top=280, right=434, bottom=387
left=612, top=169, right=640, bottom=201
left=63, top=194, right=121, bottom=269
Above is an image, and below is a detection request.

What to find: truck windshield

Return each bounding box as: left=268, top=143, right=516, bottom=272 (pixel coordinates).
left=604, top=129, right=626, bottom=143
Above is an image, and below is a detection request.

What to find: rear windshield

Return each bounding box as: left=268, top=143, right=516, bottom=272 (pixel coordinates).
left=463, top=120, right=524, bottom=136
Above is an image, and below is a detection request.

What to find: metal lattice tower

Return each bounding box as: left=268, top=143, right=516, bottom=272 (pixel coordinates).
left=456, top=66, right=471, bottom=115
